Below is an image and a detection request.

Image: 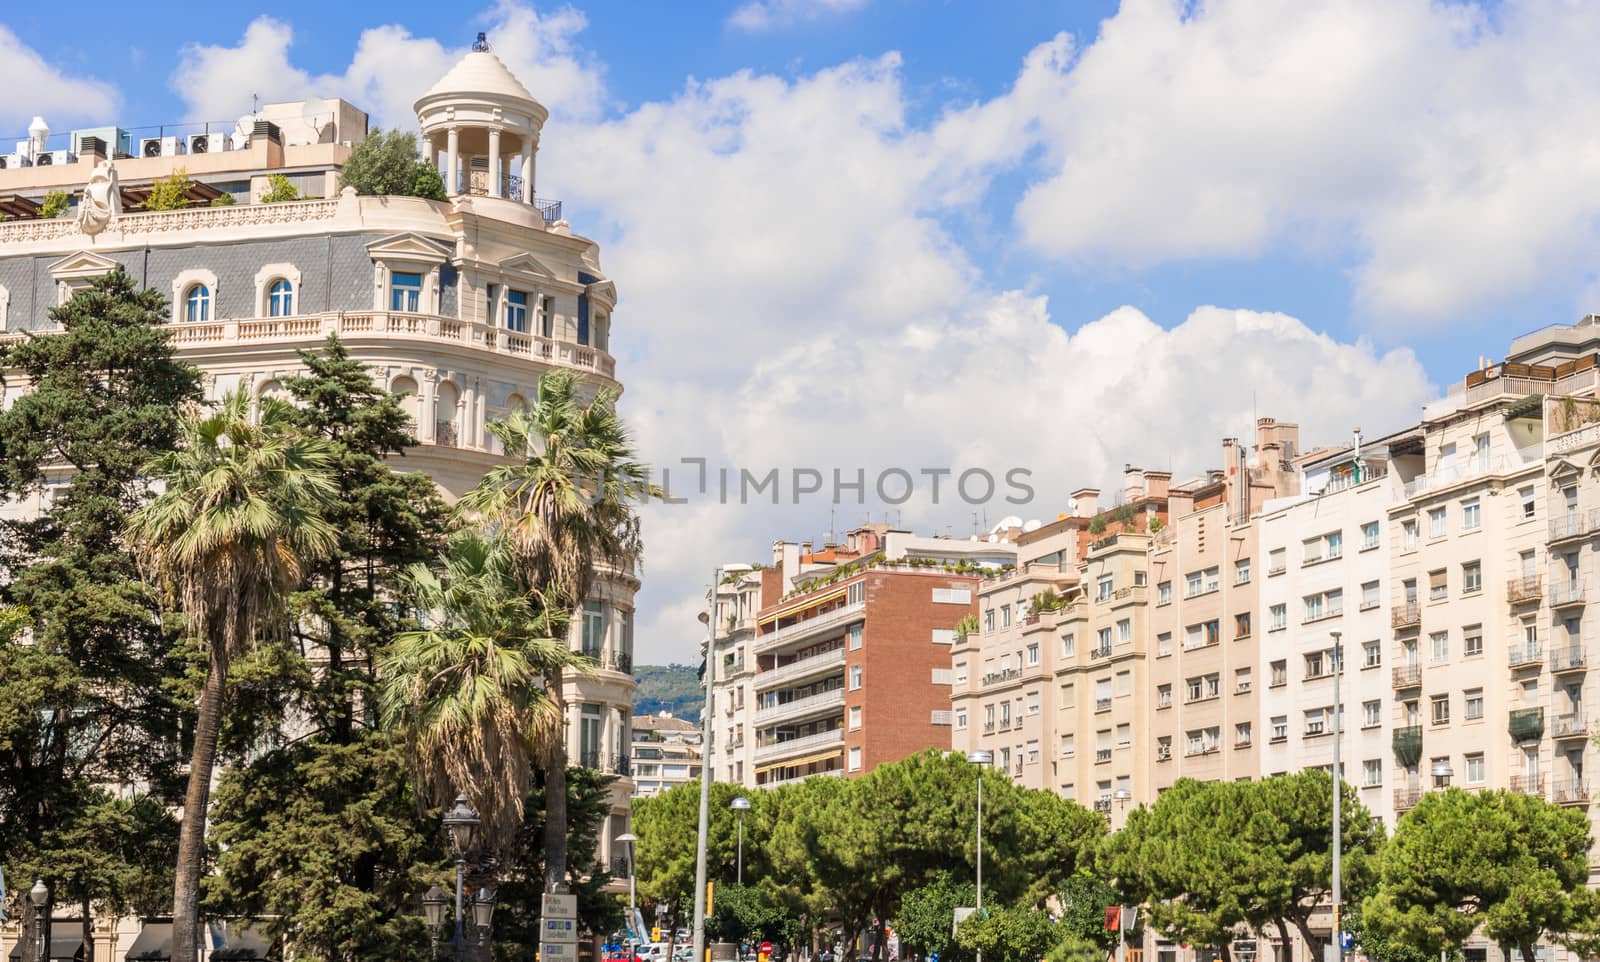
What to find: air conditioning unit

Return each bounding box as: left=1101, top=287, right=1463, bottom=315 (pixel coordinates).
left=140, top=136, right=184, bottom=158
left=187, top=133, right=213, bottom=154
left=33, top=150, right=75, bottom=167
left=0, top=154, right=27, bottom=169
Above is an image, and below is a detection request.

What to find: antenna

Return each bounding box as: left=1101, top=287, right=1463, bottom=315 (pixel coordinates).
left=252, top=93, right=259, bottom=115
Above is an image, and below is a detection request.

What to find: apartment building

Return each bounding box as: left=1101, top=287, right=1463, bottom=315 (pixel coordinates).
left=718, top=524, right=1009, bottom=788
left=704, top=565, right=763, bottom=785
left=631, top=714, right=705, bottom=798
left=1150, top=419, right=1299, bottom=793
left=1256, top=438, right=1398, bottom=828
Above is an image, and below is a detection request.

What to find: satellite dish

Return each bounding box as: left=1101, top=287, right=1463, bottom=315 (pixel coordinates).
left=234, top=114, right=256, bottom=147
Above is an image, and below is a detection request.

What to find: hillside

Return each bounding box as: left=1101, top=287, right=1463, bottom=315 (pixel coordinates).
left=632, top=663, right=702, bottom=720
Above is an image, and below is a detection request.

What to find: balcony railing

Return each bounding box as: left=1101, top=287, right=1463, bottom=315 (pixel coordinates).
left=1509, top=644, right=1545, bottom=669
left=1394, top=786, right=1423, bottom=811
left=1095, top=697, right=1112, bottom=712
left=1510, top=707, right=1546, bottom=742
left=1554, top=780, right=1591, bottom=805
left=1393, top=725, right=1423, bottom=767
left=601, top=650, right=633, bottom=674
left=1550, top=514, right=1596, bottom=542
left=753, top=727, right=844, bottom=763
left=1509, top=774, right=1546, bottom=796
left=1508, top=576, right=1543, bottom=605
left=1551, top=581, right=1587, bottom=608
left=1391, top=665, right=1422, bottom=689
left=1095, top=748, right=1112, bottom=763
left=434, top=420, right=459, bottom=447
left=755, top=601, right=865, bottom=655
left=752, top=687, right=846, bottom=725
left=1391, top=603, right=1421, bottom=629
left=755, top=647, right=845, bottom=691
left=759, top=768, right=843, bottom=789
left=1553, top=645, right=1588, bottom=673
left=1553, top=713, right=1588, bottom=739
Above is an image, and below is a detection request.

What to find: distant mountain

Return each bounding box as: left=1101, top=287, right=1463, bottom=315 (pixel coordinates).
left=632, top=663, right=703, bottom=720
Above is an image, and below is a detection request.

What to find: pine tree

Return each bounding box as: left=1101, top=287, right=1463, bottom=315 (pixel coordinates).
left=0, top=271, right=200, bottom=961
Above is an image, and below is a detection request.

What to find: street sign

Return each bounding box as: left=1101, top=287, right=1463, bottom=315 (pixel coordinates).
left=542, top=941, right=580, bottom=962
left=1124, top=907, right=1138, bottom=931
left=1340, top=932, right=1354, bottom=951
left=543, top=894, right=579, bottom=919
left=543, top=918, right=580, bottom=942
left=953, top=907, right=977, bottom=938
left=1104, top=906, right=1121, bottom=931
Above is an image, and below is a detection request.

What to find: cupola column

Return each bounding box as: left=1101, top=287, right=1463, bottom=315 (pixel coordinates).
left=520, top=142, right=535, bottom=205
left=487, top=127, right=502, bottom=198
left=445, top=126, right=460, bottom=196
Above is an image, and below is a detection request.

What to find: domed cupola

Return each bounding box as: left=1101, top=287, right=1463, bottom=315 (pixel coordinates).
left=414, top=33, right=549, bottom=209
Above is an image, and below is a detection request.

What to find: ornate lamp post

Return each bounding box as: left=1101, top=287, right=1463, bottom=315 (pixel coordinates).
left=618, top=832, right=639, bottom=958
left=442, top=794, right=481, bottom=961
left=966, top=750, right=992, bottom=962
left=29, top=879, right=48, bottom=962
left=424, top=884, right=449, bottom=959
left=730, top=797, right=751, bottom=885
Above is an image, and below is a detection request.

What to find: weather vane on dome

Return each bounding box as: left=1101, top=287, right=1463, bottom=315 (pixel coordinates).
left=472, top=32, right=490, bottom=52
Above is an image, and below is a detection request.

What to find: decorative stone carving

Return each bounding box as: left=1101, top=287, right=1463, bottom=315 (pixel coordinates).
left=77, top=161, right=121, bottom=237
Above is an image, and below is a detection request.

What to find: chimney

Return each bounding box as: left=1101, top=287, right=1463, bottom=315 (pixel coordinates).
left=1167, top=488, right=1195, bottom=519
left=1071, top=487, right=1100, bottom=518
left=1144, top=470, right=1171, bottom=500
left=1123, top=464, right=1146, bottom=504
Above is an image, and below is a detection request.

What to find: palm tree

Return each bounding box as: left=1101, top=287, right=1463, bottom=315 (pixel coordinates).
left=126, top=389, right=337, bottom=962
left=377, top=530, right=583, bottom=851
left=456, top=370, right=652, bottom=891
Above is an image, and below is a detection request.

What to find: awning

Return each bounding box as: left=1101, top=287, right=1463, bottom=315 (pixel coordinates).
left=119, top=181, right=225, bottom=210
left=8, top=935, right=84, bottom=961
left=758, top=588, right=848, bottom=627
left=0, top=194, right=41, bottom=218
left=754, top=749, right=842, bottom=775
left=126, top=922, right=172, bottom=961
left=212, top=924, right=271, bottom=961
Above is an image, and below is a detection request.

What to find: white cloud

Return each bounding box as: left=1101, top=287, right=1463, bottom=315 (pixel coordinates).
left=727, top=0, right=867, bottom=32
left=0, top=25, right=119, bottom=134
left=171, top=4, right=603, bottom=129
left=1006, top=0, right=1600, bottom=326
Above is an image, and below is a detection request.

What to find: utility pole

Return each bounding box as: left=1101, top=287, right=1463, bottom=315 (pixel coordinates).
left=1331, top=630, right=1343, bottom=962
left=692, top=567, right=721, bottom=962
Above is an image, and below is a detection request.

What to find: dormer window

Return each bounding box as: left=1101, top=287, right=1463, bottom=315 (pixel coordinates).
left=268, top=279, right=294, bottom=317
left=185, top=284, right=211, bottom=323
left=390, top=272, right=422, bottom=312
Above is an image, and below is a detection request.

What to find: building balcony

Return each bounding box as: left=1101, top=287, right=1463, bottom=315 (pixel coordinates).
left=1549, top=514, right=1597, bottom=544
left=1554, top=780, right=1591, bottom=806
left=600, top=650, right=633, bottom=675
left=1508, top=576, right=1544, bottom=606
left=754, top=602, right=865, bottom=656
left=1391, top=665, right=1422, bottom=689
left=1095, top=748, right=1112, bottom=763
left=1552, top=713, right=1589, bottom=739
left=754, top=647, right=845, bottom=692
left=1552, top=582, right=1587, bottom=609
left=752, top=688, right=846, bottom=726
left=1391, top=603, right=1421, bottom=630
left=759, top=768, right=844, bottom=789
left=1095, top=697, right=1113, bottom=713
left=1509, top=644, right=1545, bottom=669
left=753, top=727, right=844, bottom=764
left=1393, top=725, right=1423, bottom=767
left=1510, top=707, right=1546, bottom=742
left=1509, top=774, right=1546, bottom=796
left=1553, top=646, right=1588, bottom=673
left=1394, top=786, right=1423, bottom=811
left=154, top=309, right=619, bottom=379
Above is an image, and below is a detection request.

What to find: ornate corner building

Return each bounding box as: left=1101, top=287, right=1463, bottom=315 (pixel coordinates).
left=0, top=45, right=639, bottom=946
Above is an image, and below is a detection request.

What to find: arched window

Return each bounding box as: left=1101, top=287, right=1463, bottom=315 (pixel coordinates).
left=268, top=279, right=294, bottom=317
left=185, top=284, right=211, bottom=323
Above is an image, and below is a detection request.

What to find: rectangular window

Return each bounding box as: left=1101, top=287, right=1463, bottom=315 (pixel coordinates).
left=1235, top=722, right=1252, bottom=746
left=1304, top=593, right=1323, bottom=622
left=1027, top=691, right=1040, bottom=714
left=848, top=747, right=862, bottom=772
left=983, top=609, right=994, bottom=633
left=931, top=668, right=953, bottom=685
left=1096, top=627, right=1112, bottom=654
left=581, top=601, right=605, bottom=657
left=1061, top=683, right=1074, bottom=707
left=1363, top=700, right=1381, bottom=728
left=1463, top=561, right=1481, bottom=594
left=849, top=705, right=862, bottom=729
left=1403, top=520, right=1418, bottom=551
left=1429, top=569, right=1447, bottom=601
left=538, top=295, right=555, bottom=337
left=1185, top=571, right=1204, bottom=597
left=1157, top=684, right=1172, bottom=709
left=1464, top=624, right=1483, bottom=657
left=1268, top=547, right=1286, bottom=575
left=931, top=628, right=956, bottom=645
left=848, top=623, right=863, bottom=650
left=390, top=272, right=422, bottom=311
left=1462, top=497, right=1481, bottom=531
left=1271, top=715, right=1288, bottom=741
left=1235, top=558, right=1251, bottom=584
left=1061, top=633, right=1076, bottom=657
left=1117, top=619, right=1131, bottom=643
left=1430, top=631, right=1448, bottom=662
left=1235, top=667, right=1252, bottom=693
left=1158, top=581, right=1172, bottom=605
left=1431, top=694, right=1450, bottom=725
left=999, top=604, right=1012, bottom=628
left=955, top=708, right=967, bottom=729
left=1428, top=507, right=1446, bottom=539
left=1270, top=604, right=1287, bottom=631
left=1061, top=734, right=1074, bottom=756
left=1464, top=688, right=1483, bottom=720
left=1305, top=650, right=1328, bottom=679
left=1026, top=740, right=1040, bottom=763
left=1235, top=612, right=1251, bottom=638
left=1305, top=708, right=1326, bottom=736
left=849, top=582, right=866, bottom=605
left=1361, top=581, right=1380, bottom=610
left=932, top=587, right=970, bottom=604
left=1466, top=753, right=1486, bottom=784
left=1521, top=486, right=1537, bottom=520
left=1363, top=640, right=1381, bottom=669
left=1363, top=759, right=1382, bottom=787
left=1270, top=660, right=1287, bottom=687
left=1362, top=521, right=1380, bottom=549
left=849, top=665, right=862, bottom=690
left=1116, top=723, right=1131, bottom=748
left=1097, top=575, right=1114, bottom=601
left=1157, top=632, right=1172, bottom=657
left=1026, top=643, right=1040, bottom=665
left=1115, top=669, right=1132, bottom=694
left=505, top=289, right=528, bottom=331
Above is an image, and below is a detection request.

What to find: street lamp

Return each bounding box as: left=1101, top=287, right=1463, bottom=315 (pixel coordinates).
left=618, top=832, right=639, bottom=960
left=441, top=794, right=481, bottom=960
left=731, top=797, right=751, bottom=885
left=423, top=884, right=448, bottom=959
left=472, top=887, right=496, bottom=932
left=29, top=879, right=47, bottom=962
left=967, top=750, right=993, bottom=962
left=1330, top=631, right=1344, bottom=962
left=692, top=574, right=721, bottom=962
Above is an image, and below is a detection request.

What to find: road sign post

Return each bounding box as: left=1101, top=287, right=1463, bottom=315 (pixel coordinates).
left=541, top=893, right=580, bottom=962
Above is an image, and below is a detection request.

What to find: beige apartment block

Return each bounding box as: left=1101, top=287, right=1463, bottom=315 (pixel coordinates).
left=704, top=565, right=764, bottom=785
left=1257, top=439, right=1398, bottom=830
left=1150, top=419, right=1299, bottom=793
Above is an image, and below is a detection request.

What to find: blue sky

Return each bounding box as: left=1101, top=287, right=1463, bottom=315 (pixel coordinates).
left=5, top=0, right=1591, bottom=660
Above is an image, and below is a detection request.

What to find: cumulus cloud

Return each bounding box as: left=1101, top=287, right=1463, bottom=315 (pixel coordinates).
left=0, top=25, right=119, bottom=134
left=1007, top=0, right=1600, bottom=325
left=728, top=0, right=868, bottom=32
